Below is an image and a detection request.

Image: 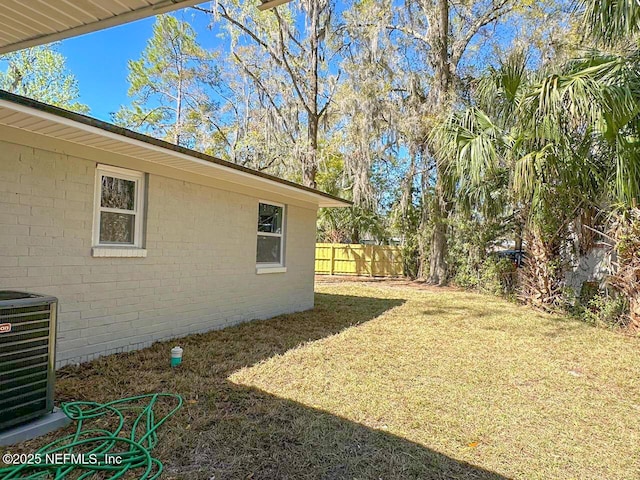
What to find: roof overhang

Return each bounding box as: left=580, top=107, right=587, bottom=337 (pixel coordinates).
left=0, top=0, right=293, bottom=55
left=0, top=91, right=350, bottom=208
left=258, top=0, right=293, bottom=11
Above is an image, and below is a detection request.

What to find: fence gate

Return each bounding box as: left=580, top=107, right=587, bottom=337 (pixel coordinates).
left=315, top=243, right=404, bottom=277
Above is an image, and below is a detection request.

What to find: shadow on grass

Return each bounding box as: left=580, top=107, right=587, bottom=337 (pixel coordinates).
left=174, top=385, right=509, bottom=480
left=43, top=293, right=507, bottom=479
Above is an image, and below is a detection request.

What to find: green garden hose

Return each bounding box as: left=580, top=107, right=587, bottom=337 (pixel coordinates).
left=0, top=393, right=183, bottom=480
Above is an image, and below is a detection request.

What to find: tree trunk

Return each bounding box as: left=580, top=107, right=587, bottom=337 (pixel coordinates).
left=212, top=1, right=331, bottom=190
left=301, top=0, right=321, bottom=189
left=404, top=0, right=516, bottom=283
left=304, top=116, right=319, bottom=188
left=416, top=157, right=430, bottom=279
left=518, top=227, right=564, bottom=310
left=400, top=153, right=416, bottom=227
left=175, top=75, right=183, bottom=146
left=351, top=226, right=360, bottom=244
left=424, top=0, right=452, bottom=284
left=427, top=189, right=448, bottom=284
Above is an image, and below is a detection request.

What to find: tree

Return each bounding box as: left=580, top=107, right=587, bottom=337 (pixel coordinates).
left=379, top=0, right=572, bottom=284
left=0, top=44, right=88, bottom=113
left=332, top=0, right=402, bottom=238
left=609, top=210, right=640, bottom=329
left=114, top=15, right=218, bottom=148
left=315, top=155, right=388, bottom=244
left=399, top=0, right=517, bottom=284
left=577, top=0, right=640, bottom=326
left=198, top=0, right=340, bottom=188
left=581, top=0, right=640, bottom=45
left=435, top=19, right=640, bottom=309
left=205, top=61, right=301, bottom=175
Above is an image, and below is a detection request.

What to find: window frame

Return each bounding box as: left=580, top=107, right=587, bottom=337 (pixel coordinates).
left=92, top=164, right=145, bottom=249
left=256, top=200, right=286, bottom=268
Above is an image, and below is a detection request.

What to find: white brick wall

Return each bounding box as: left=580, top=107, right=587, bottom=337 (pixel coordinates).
left=0, top=140, right=317, bottom=367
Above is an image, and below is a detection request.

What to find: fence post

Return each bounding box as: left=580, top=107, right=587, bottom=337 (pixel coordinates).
left=370, top=246, right=375, bottom=277
left=329, top=244, right=335, bottom=275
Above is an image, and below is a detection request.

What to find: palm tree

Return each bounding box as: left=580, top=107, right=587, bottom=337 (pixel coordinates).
left=581, top=0, right=640, bottom=46
left=435, top=33, right=640, bottom=308
left=435, top=53, right=570, bottom=308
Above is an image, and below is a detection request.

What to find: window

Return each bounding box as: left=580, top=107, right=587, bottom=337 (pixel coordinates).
left=93, top=165, right=145, bottom=248
left=257, top=202, right=285, bottom=266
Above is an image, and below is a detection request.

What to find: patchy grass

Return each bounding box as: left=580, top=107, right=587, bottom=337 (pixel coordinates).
left=6, top=281, right=640, bottom=479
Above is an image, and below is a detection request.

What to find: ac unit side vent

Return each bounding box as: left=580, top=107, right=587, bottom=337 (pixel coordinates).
left=0, top=291, right=57, bottom=431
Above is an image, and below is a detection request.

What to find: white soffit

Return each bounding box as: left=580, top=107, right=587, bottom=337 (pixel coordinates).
left=0, top=96, right=350, bottom=208
left=0, top=0, right=294, bottom=55
left=0, top=1, right=209, bottom=55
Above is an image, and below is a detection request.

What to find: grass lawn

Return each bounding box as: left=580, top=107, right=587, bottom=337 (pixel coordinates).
left=8, top=280, right=640, bottom=479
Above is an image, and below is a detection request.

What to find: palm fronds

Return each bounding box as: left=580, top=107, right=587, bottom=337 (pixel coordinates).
left=580, top=0, right=640, bottom=46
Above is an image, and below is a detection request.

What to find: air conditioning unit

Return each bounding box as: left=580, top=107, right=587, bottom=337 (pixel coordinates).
left=0, top=291, right=58, bottom=431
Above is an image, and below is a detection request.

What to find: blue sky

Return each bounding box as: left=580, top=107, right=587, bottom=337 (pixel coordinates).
left=54, top=2, right=356, bottom=123
left=28, top=1, right=552, bottom=124
left=57, top=6, right=213, bottom=121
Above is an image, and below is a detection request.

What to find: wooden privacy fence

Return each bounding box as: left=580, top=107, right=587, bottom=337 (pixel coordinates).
left=315, top=243, right=404, bottom=277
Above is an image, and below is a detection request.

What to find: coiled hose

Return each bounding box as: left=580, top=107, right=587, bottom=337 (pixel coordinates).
left=0, top=393, right=183, bottom=480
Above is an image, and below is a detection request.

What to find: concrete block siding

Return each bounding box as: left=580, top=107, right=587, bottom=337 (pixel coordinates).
left=0, top=140, right=317, bottom=367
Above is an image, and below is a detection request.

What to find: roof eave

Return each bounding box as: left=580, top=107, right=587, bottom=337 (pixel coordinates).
left=0, top=90, right=351, bottom=209
left=0, top=0, right=294, bottom=55
left=0, top=0, right=207, bottom=55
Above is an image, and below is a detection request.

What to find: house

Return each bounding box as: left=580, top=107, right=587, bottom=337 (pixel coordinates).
left=0, top=90, right=349, bottom=367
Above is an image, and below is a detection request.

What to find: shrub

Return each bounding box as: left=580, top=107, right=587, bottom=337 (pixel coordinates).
left=574, top=292, right=629, bottom=328
left=453, top=255, right=517, bottom=296
left=479, top=256, right=518, bottom=296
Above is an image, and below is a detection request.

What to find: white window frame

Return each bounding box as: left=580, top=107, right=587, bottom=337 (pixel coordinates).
left=92, top=164, right=145, bottom=249
left=256, top=200, right=286, bottom=271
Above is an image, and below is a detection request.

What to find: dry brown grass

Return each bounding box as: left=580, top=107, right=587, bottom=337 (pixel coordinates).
left=5, top=281, right=640, bottom=479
